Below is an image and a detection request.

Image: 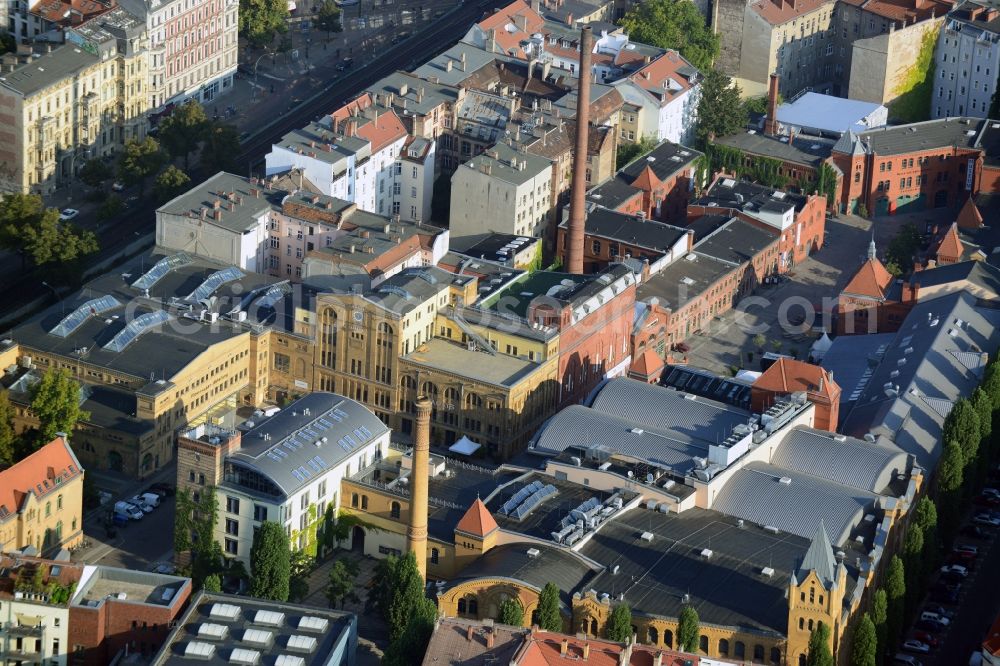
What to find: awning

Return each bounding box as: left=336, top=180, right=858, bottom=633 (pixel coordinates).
left=449, top=436, right=481, bottom=456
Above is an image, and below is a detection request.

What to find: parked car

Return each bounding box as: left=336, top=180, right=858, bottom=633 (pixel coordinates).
left=961, top=525, right=988, bottom=539
left=912, top=631, right=938, bottom=648
left=953, top=544, right=979, bottom=556
left=940, top=564, right=969, bottom=578
left=923, top=605, right=953, bottom=620
left=915, top=619, right=946, bottom=633
left=982, top=486, right=1000, bottom=498
left=127, top=497, right=154, bottom=514
left=139, top=492, right=161, bottom=508
left=112, top=182, right=125, bottom=191
left=920, top=611, right=950, bottom=626
left=903, top=640, right=931, bottom=655
left=59, top=208, right=79, bottom=221
left=111, top=512, right=129, bottom=526
left=114, top=501, right=143, bottom=520
left=149, top=482, right=176, bottom=496
left=973, top=494, right=1000, bottom=507
left=892, top=655, right=922, bottom=666
left=973, top=513, right=1000, bottom=527
left=335, top=57, right=354, bottom=71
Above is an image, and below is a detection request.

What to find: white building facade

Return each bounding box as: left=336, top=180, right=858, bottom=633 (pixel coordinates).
left=933, top=1, right=1000, bottom=119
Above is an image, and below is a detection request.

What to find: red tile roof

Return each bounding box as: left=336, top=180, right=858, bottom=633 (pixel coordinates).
left=629, top=349, right=664, bottom=379
left=478, top=0, right=546, bottom=56
left=857, top=0, right=949, bottom=22
left=455, top=498, right=499, bottom=537
left=842, top=257, right=894, bottom=300
left=0, top=436, right=82, bottom=522
left=935, top=223, right=964, bottom=260
left=512, top=633, right=698, bottom=665
left=631, top=164, right=661, bottom=193
left=356, top=109, right=407, bottom=154
left=751, top=0, right=831, bottom=25
left=753, top=357, right=839, bottom=401
left=957, top=196, right=984, bottom=229
left=627, top=51, right=696, bottom=105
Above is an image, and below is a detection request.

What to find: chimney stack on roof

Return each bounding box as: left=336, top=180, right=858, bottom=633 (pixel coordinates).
left=566, top=26, right=593, bottom=275
left=764, top=73, right=780, bottom=136
left=407, top=397, right=432, bottom=581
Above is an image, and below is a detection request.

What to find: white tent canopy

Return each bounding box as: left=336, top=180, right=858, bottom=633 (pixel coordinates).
left=449, top=436, right=481, bottom=456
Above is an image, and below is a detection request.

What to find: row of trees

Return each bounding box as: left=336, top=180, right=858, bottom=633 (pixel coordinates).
left=0, top=193, right=98, bottom=272
left=0, top=367, right=89, bottom=469
left=844, top=354, right=1000, bottom=665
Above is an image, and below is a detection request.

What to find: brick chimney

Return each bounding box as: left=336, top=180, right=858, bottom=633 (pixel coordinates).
left=406, top=397, right=432, bottom=581
left=560, top=639, right=569, bottom=656
left=764, top=73, right=780, bottom=135
left=566, top=26, right=593, bottom=275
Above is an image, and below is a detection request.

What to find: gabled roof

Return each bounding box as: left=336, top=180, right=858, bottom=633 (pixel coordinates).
left=631, top=164, right=660, bottom=192
left=957, top=196, right=984, bottom=229
left=0, top=435, right=83, bottom=522
left=935, top=223, right=965, bottom=260
left=796, top=520, right=837, bottom=589
left=842, top=257, right=895, bottom=300
left=455, top=498, right=499, bottom=537
left=754, top=357, right=839, bottom=401
left=629, top=349, right=665, bottom=379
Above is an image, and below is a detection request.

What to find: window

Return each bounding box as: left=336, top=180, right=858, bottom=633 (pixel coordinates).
left=226, top=496, right=240, bottom=514
left=431, top=547, right=439, bottom=564
left=57, top=495, right=63, bottom=510
left=253, top=504, right=268, bottom=522
left=648, top=627, right=659, bottom=644
left=352, top=493, right=359, bottom=508
left=699, top=635, right=708, bottom=654
left=361, top=495, right=368, bottom=510
left=225, top=518, right=238, bottom=536
left=390, top=501, right=401, bottom=519
left=224, top=538, right=238, bottom=555
left=719, top=639, right=730, bottom=655
left=592, top=240, right=601, bottom=254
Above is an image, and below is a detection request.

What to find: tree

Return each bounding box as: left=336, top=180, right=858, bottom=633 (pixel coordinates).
left=619, top=0, right=719, bottom=72
left=696, top=69, right=745, bottom=147
left=743, top=92, right=782, bottom=116
left=203, top=574, right=222, bottom=593
left=884, top=223, right=922, bottom=273
left=29, top=368, right=88, bottom=449
left=806, top=162, right=839, bottom=209
left=370, top=552, right=429, bottom=642
left=901, top=527, right=924, bottom=616
left=871, top=589, right=888, bottom=663
left=249, top=521, right=291, bottom=601
left=320, top=504, right=337, bottom=553
left=325, top=558, right=360, bottom=608
left=315, top=0, right=342, bottom=40
left=192, top=539, right=225, bottom=590
left=605, top=603, right=632, bottom=642
left=288, top=550, right=313, bottom=602
left=807, top=621, right=834, bottom=666
left=0, top=193, right=97, bottom=268
left=536, top=582, right=563, bottom=632
left=382, top=597, right=437, bottom=666
left=850, top=613, right=877, bottom=666
left=498, top=597, right=524, bottom=626
left=154, top=165, right=191, bottom=203
left=752, top=333, right=767, bottom=349
left=97, top=194, right=123, bottom=223
left=913, top=497, right=940, bottom=575
left=159, top=101, right=209, bottom=170
left=943, top=398, right=981, bottom=468
left=677, top=604, right=699, bottom=652
left=239, top=0, right=288, bottom=47
left=0, top=391, right=16, bottom=468
left=201, top=122, right=242, bottom=175
left=615, top=135, right=658, bottom=170
left=884, top=556, right=905, bottom=650
left=79, top=158, right=112, bottom=188
left=937, top=440, right=966, bottom=544
left=118, top=137, right=166, bottom=194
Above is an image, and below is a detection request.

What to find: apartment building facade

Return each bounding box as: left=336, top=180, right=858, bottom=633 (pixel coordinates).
left=0, top=556, right=83, bottom=666
left=932, top=1, right=1000, bottom=119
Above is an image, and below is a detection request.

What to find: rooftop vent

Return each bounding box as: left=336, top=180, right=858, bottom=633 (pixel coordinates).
left=298, top=616, right=329, bottom=633
left=700, top=548, right=713, bottom=559
left=286, top=635, right=318, bottom=653
left=526, top=548, right=541, bottom=558
left=640, top=531, right=654, bottom=542
left=778, top=476, right=792, bottom=485
left=242, top=629, right=273, bottom=646
left=184, top=642, right=217, bottom=659
left=198, top=623, right=228, bottom=640
left=230, top=648, right=261, bottom=665
left=275, top=657, right=306, bottom=666
left=761, top=566, right=775, bottom=577
left=252, top=610, right=285, bottom=627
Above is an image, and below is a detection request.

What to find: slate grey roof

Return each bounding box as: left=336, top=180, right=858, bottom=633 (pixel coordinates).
left=462, top=142, right=552, bottom=186
left=559, top=206, right=689, bottom=252
left=714, top=132, right=834, bottom=167
left=772, top=426, right=909, bottom=493
left=820, top=333, right=896, bottom=416
left=412, top=43, right=500, bottom=86
left=712, top=461, right=879, bottom=545
left=0, top=43, right=100, bottom=97
left=367, top=267, right=454, bottom=315
left=443, top=543, right=598, bottom=606
left=636, top=251, right=738, bottom=309
left=366, top=71, right=460, bottom=116
left=839, top=291, right=1000, bottom=468
left=856, top=117, right=984, bottom=156
left=229, top=393, right=389, bottom=498
left=911, top=259, right=1000, bottom=297
left=579, top=506, right=810, bottom=635
left=694, top=217, right=778, bottom=265
left=402, top=338, right=546, bottom=387
left=795, top=521, right=837, bottom=589
left=157, top=172, right=276, bottom=234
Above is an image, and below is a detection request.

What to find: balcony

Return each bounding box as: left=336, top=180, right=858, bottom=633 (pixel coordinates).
left=0, top=622, right=44, bottom=638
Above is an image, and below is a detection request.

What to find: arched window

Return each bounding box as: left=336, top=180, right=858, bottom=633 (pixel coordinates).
left=647, top=626, right=658, bottom=645
left=45, top=502, right=51, bottom=517
left=431, top=548, right=439, bottom=564
left=401, top=376, right=417, bottom=390
left=770, top=647, right=782, bottom=664
left=590, top=619, right=598, bottom=636
left=663, top=629, right=673, bottom=648
left=818, top=595, right=824, bottom=605
left=468, top=598, right=478, bottom=615
left=808, top=619, right=814, bottom=631
left=465, top=392, right=482, bottom=408
left=458, top=599, right=467, bottom=613
left=361, top=496, right=368, bottom=510
left=351, top=493, right=359, bottom=508
left=799, top=654, right=807, bottom=666
left=718, top=639, right=730, bottom=656
left=445, top=387, right=460, bottom=401
left=54, top=521, right=62, bottom=541
left=421, top=381, right=438, bottom=398
left=754, top=645, right=765, bottom=661
left=698, top=635, right=708, bottom=654
left=390, top=501, right=400, bottom=519
left=734, top=641, right=746, bottom=659
left=799, top=618, right=804, bottom=630
left=809, top=587, right=815, bottom=603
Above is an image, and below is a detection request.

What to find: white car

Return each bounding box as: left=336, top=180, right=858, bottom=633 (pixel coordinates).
left=920, top=611, right=950, bottom=626
left=128, top=497, right=154, bottom=513
left=940, top=564, right=968, bottom=577
left=973, top=513, right=1000, bottom=527
left=903, top=640, right=931, bottom=655
left=112, top=182, right=125, bottom=192
left=59, top=208, right=79, bottom=221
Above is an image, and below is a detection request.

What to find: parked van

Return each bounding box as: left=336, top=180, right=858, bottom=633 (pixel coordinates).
left=920, top=611, right=950, bottom=626
left=114, top=501, right=143, bottom=520
left=893, top=655, right=922, bottom=666
left=140, top=492, right=161, bottom=508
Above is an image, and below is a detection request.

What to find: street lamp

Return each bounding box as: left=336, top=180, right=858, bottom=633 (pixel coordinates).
left=41, top=281, right=64, bottom=314
left=252, top=49, right=273, bottom=101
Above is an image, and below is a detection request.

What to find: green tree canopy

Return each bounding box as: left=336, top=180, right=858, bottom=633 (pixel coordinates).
left=118, top=137, right=166, bottom=194
left=29, top=368, right=88, bottom=449
left=370, top=552, right=429, bottom=642
left=619, top=0, right=719, bottom=71
left=498, top=597, right=524, bottom=626
left=326, top=558, right=360, bottom=608
left=938, top=440, right=965, bottom=494
left=0, top=391, right=16, bottom=468
left=850, top=613, right=877, bottom=666
left=155, top=165, right=192, bottom=204
left=913, top=496, right=938, bottom=533
left=288, top=550, right=313, bottom=602
left=536, top=582, right=563, bottom=632
left=884, top=223, right=922, bottom=274
left=885, top=556, right=905, bottom=650
left=677, top=604, right=699, bottom=652
left=201, top=122, right=243, bottom=175
left=203, top=573, right=222, bottom=593
left=316, top=0, right=342, bottom=38
left=606, top=603, right=632, bottom=642
left=249, top=521, right=291, bottom=601
left=696, top=69, right=746, bottom=147
left=982, top=363, right=1000, bottom=410
left=871, top=589, right=888, bottom=662
left=615, top=135, right=658, bottom=170
left=382, top=596, right=437, bottom=666
left=159, top=101, right=209, bottom=170
left=943, top=398, right=981, bottom=467
left=240, top=0, right=288, bottom=47
left=902, top=527, right=924, bottom=615
left=0, top=193, right=98, bottom=268
left=79, top=158, right=112, bottom=188
left=807, top=621, right=834, bottom=666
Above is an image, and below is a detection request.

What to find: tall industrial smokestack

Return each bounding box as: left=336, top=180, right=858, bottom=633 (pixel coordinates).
left=407, top=396, right=432, bottom=581
left=764, top=73, right=780, bottom=136
left=567, top=26, right=593, bottom=275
